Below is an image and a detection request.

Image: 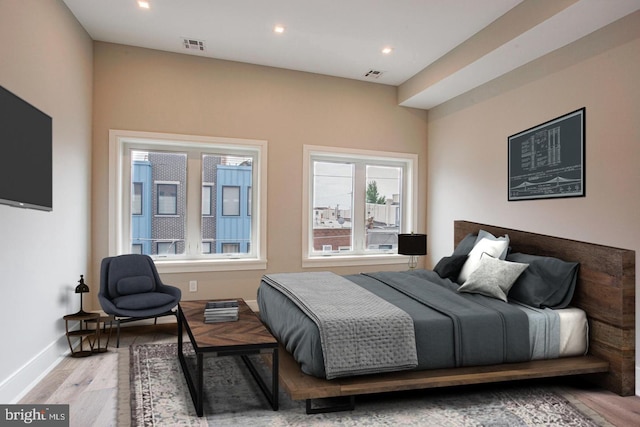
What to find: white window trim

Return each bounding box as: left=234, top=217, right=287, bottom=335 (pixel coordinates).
left=302, top=145, right=418, bottom=268
left=108, top=129, right=268, bottom=273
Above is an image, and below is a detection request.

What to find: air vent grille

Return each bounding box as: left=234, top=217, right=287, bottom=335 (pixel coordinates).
left=364, top=69, right=383, bottom=79
left=183, top=38, right=206, bottom=52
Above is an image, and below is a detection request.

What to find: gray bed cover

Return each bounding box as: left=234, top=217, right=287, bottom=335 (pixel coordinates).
left=258, top=269, right=552, bottom=379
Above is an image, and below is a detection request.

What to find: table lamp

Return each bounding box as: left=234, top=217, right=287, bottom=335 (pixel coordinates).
left=398, top=233, right=427, bottom=270
left=74, top=275, right=90, bottom=315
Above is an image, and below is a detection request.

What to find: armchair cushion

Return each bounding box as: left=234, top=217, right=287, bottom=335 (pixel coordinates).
left=113, top=292, right=176, bottom=311
left=117, top=276, right=154, bottom=295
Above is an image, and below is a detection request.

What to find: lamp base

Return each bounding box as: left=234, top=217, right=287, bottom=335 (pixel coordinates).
left=407, top=256, right=418, bottom=270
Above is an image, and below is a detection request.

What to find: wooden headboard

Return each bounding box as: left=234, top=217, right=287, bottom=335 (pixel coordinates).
left=454, top=220, right=636, bottom=396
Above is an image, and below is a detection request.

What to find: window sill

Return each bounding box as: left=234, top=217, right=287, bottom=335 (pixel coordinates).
left=302, top=254, right=410, bottom=269
left=154, top=258, right=267, bottom=273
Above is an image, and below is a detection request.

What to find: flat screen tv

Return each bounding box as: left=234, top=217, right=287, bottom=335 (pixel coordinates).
left=0, top=85, right=52, bottom=211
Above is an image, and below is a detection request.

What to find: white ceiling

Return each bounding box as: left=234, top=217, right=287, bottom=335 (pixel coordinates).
left=63, top=0, right=640, bottom=110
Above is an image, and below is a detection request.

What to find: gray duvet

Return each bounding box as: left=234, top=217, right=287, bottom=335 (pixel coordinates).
left=258, top=269, right=555, bottom=379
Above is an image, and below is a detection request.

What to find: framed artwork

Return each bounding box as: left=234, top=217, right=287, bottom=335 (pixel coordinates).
left=508, top=108, right=585, bottom=201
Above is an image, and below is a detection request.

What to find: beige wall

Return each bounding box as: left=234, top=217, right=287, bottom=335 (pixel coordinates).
left=426, top=12, right=640, bottom=393
left=91, top=43, right=428, bottom=306
left=0, top=0, right=93, bottom=402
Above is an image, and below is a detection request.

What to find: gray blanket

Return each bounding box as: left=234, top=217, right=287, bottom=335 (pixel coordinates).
left=261, top=272, right=418, bottom=379
left=258, top=269, right=533, bottom=379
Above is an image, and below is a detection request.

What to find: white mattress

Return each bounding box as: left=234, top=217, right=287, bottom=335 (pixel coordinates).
left=558, top=307, right=589, bottom=357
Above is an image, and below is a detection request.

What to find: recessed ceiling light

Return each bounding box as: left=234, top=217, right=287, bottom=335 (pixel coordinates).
left=274, top=25, right=285, bottom=34
left=381, top=47, right=393, bottom=55
left=138, top=1, right=150, bottom=9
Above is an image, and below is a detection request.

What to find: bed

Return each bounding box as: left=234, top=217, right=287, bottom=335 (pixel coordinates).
left=257, top=221, right=636, bottom=412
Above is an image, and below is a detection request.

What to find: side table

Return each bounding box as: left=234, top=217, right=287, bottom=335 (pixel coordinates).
left=63, top=312, right=99, bottom=357
left=85, top=315, right=115, bottom=353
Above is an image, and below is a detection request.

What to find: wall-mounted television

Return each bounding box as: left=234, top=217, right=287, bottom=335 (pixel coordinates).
left=0, top=85, right=52, bottom=211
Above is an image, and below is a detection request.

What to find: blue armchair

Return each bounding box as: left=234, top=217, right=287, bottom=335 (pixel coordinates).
left=99, top=254, right=181, bottom=347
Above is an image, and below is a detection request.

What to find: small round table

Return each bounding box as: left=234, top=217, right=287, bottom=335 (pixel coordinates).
left=63, top=312, right=100, bottom=357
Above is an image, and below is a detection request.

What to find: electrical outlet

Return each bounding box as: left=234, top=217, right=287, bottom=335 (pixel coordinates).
left=189, top=280, right=197, bottom=292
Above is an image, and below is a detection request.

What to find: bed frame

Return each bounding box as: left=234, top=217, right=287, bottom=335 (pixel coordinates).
left=267, top=221, right=636, bottom=412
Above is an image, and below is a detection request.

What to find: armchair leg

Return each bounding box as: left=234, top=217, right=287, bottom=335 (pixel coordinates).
left=116, top=319, right=121, bottom=348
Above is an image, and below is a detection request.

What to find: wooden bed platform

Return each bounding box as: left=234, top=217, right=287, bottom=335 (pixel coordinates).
left=265, top=220, right=636, bottom=410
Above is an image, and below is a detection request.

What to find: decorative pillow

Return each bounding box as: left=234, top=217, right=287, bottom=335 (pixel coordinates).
left=457, top=254, right=529, bottom=302
left=457, top=237, right=511, bottom=283
left=433, top=255, right=468, bottom=282
left=116, top=275, right=155, bottom=296
left=506, top=253, right=579, bottom=308
left=475, top=230, right=510, bottom=259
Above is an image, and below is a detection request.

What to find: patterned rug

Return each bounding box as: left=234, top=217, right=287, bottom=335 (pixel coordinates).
left=119, top=343, right=611, bottom=426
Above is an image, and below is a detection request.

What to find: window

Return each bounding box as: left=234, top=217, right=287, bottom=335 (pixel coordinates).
left=221, top=186, right=240, bottom=216
left=222, top=242, right=240, bottom=253
left=202, top=185, right=213, bottom=216
left=157, top=241, right=177, bottom=255
left=156, top=183, right=178, bottom=215
left=303, top=145, right=417, bottom=267
left=132, top=182, right=142, bottom=215
left=109, top=129, right=267, bottom=273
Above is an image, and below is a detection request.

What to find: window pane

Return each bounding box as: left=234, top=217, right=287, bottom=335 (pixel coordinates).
left=203, top=154, right=253, bottom=254
left=222, top=186, right=240, bottom=216
left=222, top=242, right=240, bottom=253
left=157, top=184, right=177, bottom=215
left=365, top=165, right=402, bottom=252
left=130, top=150, right=186, bottom=256
left=202, top=185, right=212, bottom=216
left=157, top=241, right=177, bottom=255
left=132, top=182, right=142, bottom=215
left=312, top=161, right=353, bottom=253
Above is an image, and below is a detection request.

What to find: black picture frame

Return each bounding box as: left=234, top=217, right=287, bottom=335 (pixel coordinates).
left=508, top=108, right=585, bottom=201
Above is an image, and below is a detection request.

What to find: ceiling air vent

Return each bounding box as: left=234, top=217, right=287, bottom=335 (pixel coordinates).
left=364, top=69, right=383, bottom=79
left=182, top=38, right=206, bottom=52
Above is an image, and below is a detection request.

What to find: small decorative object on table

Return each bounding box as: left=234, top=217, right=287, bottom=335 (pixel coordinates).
left=203, top=299, right=239, bottom=323
left=73, top=274, right=90, bottom=316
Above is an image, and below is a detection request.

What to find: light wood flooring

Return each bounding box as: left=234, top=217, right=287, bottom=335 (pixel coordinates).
left=19, top=322, right=640, bottom=426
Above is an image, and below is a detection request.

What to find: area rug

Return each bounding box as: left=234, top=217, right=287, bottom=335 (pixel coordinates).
left=118, top=343, right=612, bottom=426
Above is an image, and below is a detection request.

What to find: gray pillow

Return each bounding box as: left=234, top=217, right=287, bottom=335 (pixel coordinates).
left=506, top=253, right=579, bottom=308
left=117, top=275, right=154, bottom=295
left=452, top=233, right=477, bottom=256
left=433, top=255, right=468, bottom=282
left=457, top=254, right=529, bottom=302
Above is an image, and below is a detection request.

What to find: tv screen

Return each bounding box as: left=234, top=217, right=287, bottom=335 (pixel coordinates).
left=0, top=85, right=52, bottom=211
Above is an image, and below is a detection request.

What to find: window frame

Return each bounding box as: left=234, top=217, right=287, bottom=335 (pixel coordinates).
left=108, top=129, right=268, bottom=273
left=302, top=145, right=418, bottom=268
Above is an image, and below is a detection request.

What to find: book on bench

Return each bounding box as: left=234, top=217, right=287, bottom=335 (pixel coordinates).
left=204, top=300, right=239, bottom=323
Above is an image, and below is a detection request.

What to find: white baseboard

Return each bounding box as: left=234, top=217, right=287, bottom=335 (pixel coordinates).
left=1, top=300, right=262, bottom=403
left=0, top=334, right=69, bottom=404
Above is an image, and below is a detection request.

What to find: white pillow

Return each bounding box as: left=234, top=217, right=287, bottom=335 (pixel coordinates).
left=457, top=237, right=510, bottom=283
left=457, top=253, right=529, bottom=302
left=476, top=230, right=510, bottom=259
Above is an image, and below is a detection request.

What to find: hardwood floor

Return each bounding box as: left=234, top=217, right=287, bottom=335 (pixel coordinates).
left=19, top=322, right=640, bottom=426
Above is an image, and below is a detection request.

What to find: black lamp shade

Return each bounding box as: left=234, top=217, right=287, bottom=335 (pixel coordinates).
left=75, top=275, right=89, bottom=293
left=397, top=233, right=427, bottom=255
